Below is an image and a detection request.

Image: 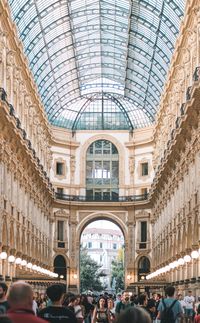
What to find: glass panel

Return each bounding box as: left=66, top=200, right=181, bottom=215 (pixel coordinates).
left=141, top=221, right=147, bottom=242
left=86, top=189, right=93, bottom=200
left=86, top=140, right=119, bottom=200
left=9, top=0, right=185, bottom=129
left=112, top=161, right=119, bottom=178
left=56, top=162, right=64, bottom=175
left=142, top=162, right=148, bottom=176
left=112, top=144, right=118, bottom=154
left=103, top=161, right=110, bottom=179
left=57, top=221, right=64, bottom=241
left=103, top=191, right=110, bottom=201
left=94, top=161, right=102, bottom=178
left=95, top=190, right=101, bottom=200
left=112, top=190, right=119, bottom=200
left=86, top=161, right=93, bottom=178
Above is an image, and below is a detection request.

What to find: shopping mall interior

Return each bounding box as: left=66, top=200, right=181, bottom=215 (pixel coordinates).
left=0, top=0, right=200, bottom=295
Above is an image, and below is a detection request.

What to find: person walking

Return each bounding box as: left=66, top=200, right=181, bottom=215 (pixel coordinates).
left=115, top=291, right=133, bottom=317
left=184, top=291, right=195, bottom=323
left=0, top=282, right=9, bottom=315
left=6, top=281, right=46, bottom=323
left=157, top=286, right=183, bottom=323
left=38, top=284, right=77, bottom=323
left=92, top=296, right=110, bottom=323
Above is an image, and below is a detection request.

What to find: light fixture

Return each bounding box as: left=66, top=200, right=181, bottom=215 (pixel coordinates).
left=172, top=261, right=179, bottom=268
left=21, top=260, right=27, bottom=266
left=15, top=257, right=22, bottom=265
left=60, top=275, right=64, bottom=279
left=0, top=252, right=8, bottom=260
left=8, top=255, right=15, bottom=263
left=32, top=264, right=37, bottom=270
left=191, top=250, right=199, bottom=259
left=169, top=262, right=175, bottom=269
left=177, top=258, right=185, bottom=265
left=184, top=255, right=191, bottom=263
left=73, top=274, right=78, bottom=279
left=27, top=262, right=33, bottom=269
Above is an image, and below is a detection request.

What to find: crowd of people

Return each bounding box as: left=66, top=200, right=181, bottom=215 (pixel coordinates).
left=0, top=281, right=200, bottom=323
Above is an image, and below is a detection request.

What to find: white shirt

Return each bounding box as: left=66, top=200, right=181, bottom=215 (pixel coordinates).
left=32, top=299, right=38, bottom=315
left=183, top=295, right=195, bottom=309
left=179, top=300, right=186, bottom=313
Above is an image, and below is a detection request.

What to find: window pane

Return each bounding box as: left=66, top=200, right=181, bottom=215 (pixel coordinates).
left=142, top=162, right=148, bottom=176
left=112, top=144, right=118, bottom=154
left=86, top=161, right=93, bottom=178
left=141, top=221, right=147, bottom=242
left=56, top=162, right=64, bottom=175
left=94, top=161, right=102, bottom=178
left=57, top=221, right=64, bottom=241
left=112, top=161, right=119, bottom=178
left=103, top=161, right=110, bottom=178
left=86, top=140, right=119, bottom=200
left=95, top=191, right=101, bottom=200
left=86, top=190, right=93, bottom=200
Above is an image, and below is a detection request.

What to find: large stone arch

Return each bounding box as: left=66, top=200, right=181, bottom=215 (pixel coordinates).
left=75, top=211, right=128, bottom=291
left=79, top=134, right=126, bottom=188
left=76, top=211, right=128, bottom=239
left=53, top=254, right=68, bottom=280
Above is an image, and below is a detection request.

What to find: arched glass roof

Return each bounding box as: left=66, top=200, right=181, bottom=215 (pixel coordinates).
left=8, top=0, right=185, bottom=129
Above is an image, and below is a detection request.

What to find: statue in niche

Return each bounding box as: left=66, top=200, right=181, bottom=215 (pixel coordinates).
left=6, top=51, right=14, bottom=99
left=129, top=156, right=135, bottom=176
left=0, top=31, right=6, bottom=83
left=70, top=157, right=76, bottom=182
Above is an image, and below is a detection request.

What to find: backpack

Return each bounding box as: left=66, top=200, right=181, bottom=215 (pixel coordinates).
left=160, top=299, right=177, bottom=323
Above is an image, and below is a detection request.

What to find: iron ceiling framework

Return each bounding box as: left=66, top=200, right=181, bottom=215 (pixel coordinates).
left=9, top=0, right=185, bottom=129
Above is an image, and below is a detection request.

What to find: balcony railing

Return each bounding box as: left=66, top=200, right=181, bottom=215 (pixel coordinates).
left=55, top=192, right=148, bottom=202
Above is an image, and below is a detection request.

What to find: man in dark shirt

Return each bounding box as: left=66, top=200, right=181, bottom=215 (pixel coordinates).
left=0, top=282, right=9, bottom=314
left=38, top=284, right=77, bottom=323
left=115, top=291, right=133, bottom=317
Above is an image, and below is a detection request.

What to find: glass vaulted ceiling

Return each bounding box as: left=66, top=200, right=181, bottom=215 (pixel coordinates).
left=9, top=0, right=185, bottom=130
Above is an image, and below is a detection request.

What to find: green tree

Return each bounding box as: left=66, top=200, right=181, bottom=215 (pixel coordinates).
left=80, top=247, right=106, bottom=292
left=111, top=247, right=125, bottom=292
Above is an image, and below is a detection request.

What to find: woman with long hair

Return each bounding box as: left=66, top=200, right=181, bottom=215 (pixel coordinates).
left=92, top=297, right=110, bottom=323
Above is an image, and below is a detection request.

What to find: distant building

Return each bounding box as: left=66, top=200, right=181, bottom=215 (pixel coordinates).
left=81, top=227, right=124, bottom=290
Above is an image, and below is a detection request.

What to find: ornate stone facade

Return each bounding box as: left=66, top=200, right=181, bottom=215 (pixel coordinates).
left=0, top=0, right=199, bottom=295
left=148, top=0, right=200, bottom=295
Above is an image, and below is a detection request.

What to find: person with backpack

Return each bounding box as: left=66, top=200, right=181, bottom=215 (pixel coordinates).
left=157, top=286, right=183, bottom=323
left=92, top=296, right=110, bottom=323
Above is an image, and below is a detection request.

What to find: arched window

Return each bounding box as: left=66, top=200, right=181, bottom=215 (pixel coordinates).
left=138, top=256, right=150, bottom=281
left=54, top=255, right=67, bottom=280
left=86, top=140, right=119, bottom=201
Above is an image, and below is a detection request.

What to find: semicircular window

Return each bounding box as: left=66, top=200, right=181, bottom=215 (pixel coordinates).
left=74, top=97, right=132, bottom=130
left=86, top=140, right=119, bottom=201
